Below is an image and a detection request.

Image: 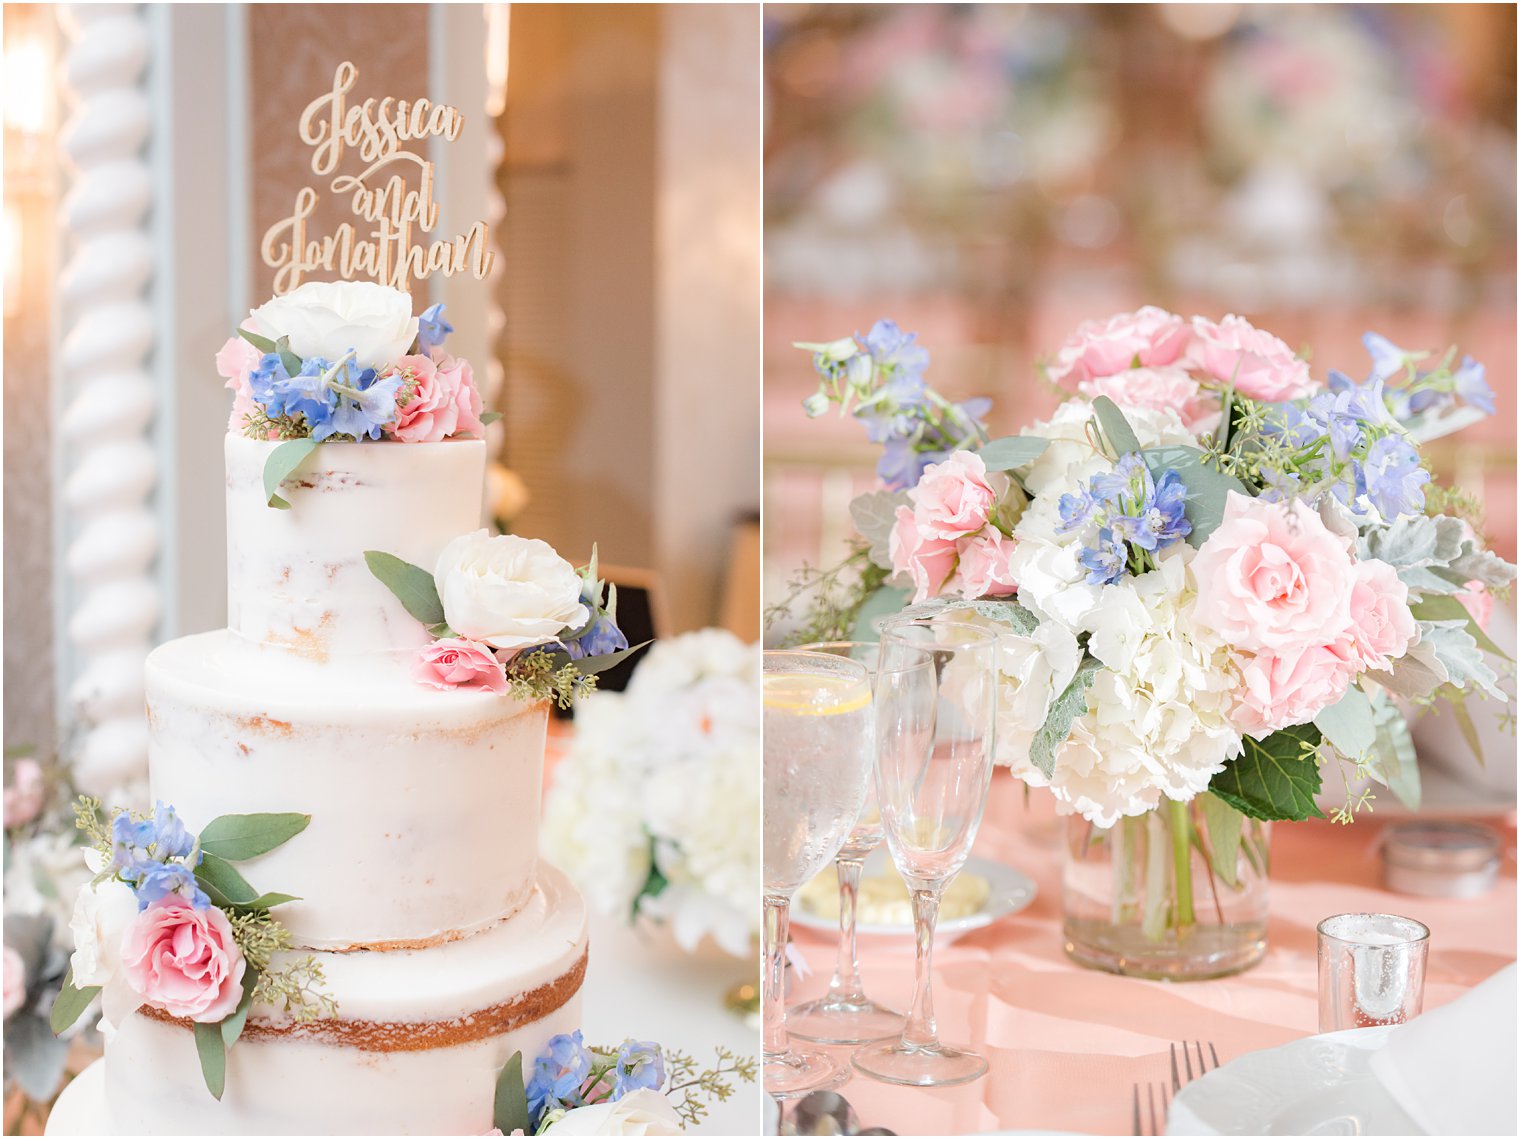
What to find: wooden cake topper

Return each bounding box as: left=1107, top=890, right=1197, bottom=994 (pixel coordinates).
left=261, top=61, right=495, bottom=295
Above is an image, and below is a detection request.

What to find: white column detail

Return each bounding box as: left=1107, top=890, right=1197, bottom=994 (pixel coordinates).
left=54, top=3, right=159, bottom=794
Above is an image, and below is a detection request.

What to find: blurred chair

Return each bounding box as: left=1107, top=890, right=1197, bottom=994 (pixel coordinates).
left=718, top=510, right=760, bottom=644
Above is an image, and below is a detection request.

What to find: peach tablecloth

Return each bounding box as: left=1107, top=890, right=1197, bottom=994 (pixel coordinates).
left=786, top=772, right=1518, bottom=1136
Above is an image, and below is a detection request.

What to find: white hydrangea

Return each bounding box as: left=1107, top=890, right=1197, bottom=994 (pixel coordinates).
left=541, top=629, right=760, bottom=957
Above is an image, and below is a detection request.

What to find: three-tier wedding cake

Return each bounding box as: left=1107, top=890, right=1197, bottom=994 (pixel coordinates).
left=48, top=283, right=625, bottom=1135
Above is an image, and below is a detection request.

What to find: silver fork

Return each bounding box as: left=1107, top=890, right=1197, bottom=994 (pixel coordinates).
left=1134, top=1042, right=1221, bottom=1134
left=1169, top=1039, right=1221, bottom=1093
left=1131, top=1080, right=1171, bottom=1136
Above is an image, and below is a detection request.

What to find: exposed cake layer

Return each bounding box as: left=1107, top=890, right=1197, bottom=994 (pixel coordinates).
left=146, top=629, right=546, bottom=949
left=98, top=866, right=587, bottom=1135
left=226, top=433, right=485, bottom=660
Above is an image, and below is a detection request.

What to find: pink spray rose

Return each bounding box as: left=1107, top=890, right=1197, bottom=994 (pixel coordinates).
left=1045, top=306, right=1191, bottom=389
left=390, top=354, right=485, bottom=443
left=216, top=336, right=267, bottom=435
left=1458, top=580, right=1494, bottom=630
left=1192, top=494, right=1356, bottom=654
left=1078, top=366, right=1220, bottom=437
left=1340, top=559, right=1419, bottom=673
left=956, top=530, right=1019, bottom=598
left=1188, top=315, right=1315, bottom=401
left=414, top=638, right=509, bottom=694
left=1233, top=643, right=1357, bottom=738
left=890, top=505, right=959, bottom=603
left=910, top=451, right=1003, bottom=539
left=3, top=946, right=25, bottom=1019
left=120, top=897, right=246, bottom=1023
left=3, top=756, right=45, bottom=828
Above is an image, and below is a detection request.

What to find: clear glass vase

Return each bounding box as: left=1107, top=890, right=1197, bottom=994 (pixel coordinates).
left=1062, top=798, right=1270, bottom=980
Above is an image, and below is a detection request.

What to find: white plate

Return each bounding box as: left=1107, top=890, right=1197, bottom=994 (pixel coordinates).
left=790, top=850, right=1036, bottom=939
left=1166, top=1025, right=1424, bottom=1136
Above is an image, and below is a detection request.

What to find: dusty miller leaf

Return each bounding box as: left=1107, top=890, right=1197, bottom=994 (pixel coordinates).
left=1029, top=657, right=1103, bottom=778
left=1419, top=621, right=1505, bottom=702
left=850, top=490, right=909, bottom=570
left=894, top=597, right=1039, bottom=635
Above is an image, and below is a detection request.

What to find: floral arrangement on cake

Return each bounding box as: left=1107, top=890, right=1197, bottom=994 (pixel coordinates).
left=49, top=797, right=332, bottom=1100
left=488, top=1031, right=755, bottom=1135
left=368, top=535, right=642, bottom=708
left=773, top=311, right=1514, bottom=841
left=216, top=280, right=501, bottom=509
left=544, top=630, right=760, bottom=958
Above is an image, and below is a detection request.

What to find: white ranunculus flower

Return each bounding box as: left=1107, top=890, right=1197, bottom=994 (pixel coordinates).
left=540, top=1090, right=683, bottom=1136
left=242, top=281, right=418, bottom=371
left=68, top=877, right=139, bottom=988
left=434, top=530, right=589, bottom=652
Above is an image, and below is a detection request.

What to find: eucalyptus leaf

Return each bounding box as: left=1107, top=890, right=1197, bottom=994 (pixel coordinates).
left=493, top=1052, right=531, bottom=1137
left=425, top=621, right=456, bottom=639
left=850, top=584, right=911, bottom=643
left=566, top=640, right=651, bottom=676
left=238, top=328, right=276, bottom=354
left=273, top=335, right=302, bottom=378
left=198, top=813, right=311, bottom=861
left=241, top=892, right=300, bottom=911
left=221, top=967, right=261, bottom=1049
left=1029, top=657, right=1103, bottom=778
left=363, top=551, right=445, bottom=627
left=3, top=1013, right=72, bottom=1100
left=849, top=490, right=910, bottom=570
left=1208, top=724, right=1325, bottom=823
left=262, top=438, right=321, bottom=511
left=480, top=411, right=503, bottom=426
left=1139, top=445, right=1247, bottom=547
left=195, top=852, right=259, bottom=909
left=1313, top=686, right=1376, bottom=760
left=195, top=1020, right=227, bottom=1100
left=975, top=435, right=1049, bottom=472
left=1197, top=792, right=1243, bottom=889
left=1091, top=396, right=1140, bottom=456
left=49, top=969, right=100, bottom=1034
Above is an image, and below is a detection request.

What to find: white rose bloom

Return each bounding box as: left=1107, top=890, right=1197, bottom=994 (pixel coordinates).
left=540, top=1089, right=683, bottom=1136
left=242, top=281, right=418, bottom=371
left=1019, top=398, right=1194, bottom=497
left=68, top=877, right=139, bottom=988
left=435, top=530, right=589, bottom=651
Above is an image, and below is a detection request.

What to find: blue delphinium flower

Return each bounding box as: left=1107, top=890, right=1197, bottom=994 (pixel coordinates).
left=612, top=1039, right=665, bottom=1097
left=316, top=366, right=403, bottom=442
left=567, top=613, right=628, bottom=661
left=133, top=860, right=211, bottom=910
left=527, top=1031, right=592, bottom=1120
left=1057, top=488, right=1098, bottom=533
left=110, top=813, right=160, bottom=880
left=1111, top=468, right=1191, bottom=552
left=861, top=319, right=929, bottom=384
left=1453, top=355, right=1496, bottom=415
left=1362, top=332, right=1411, bottom=383
left=151, top=802, right=197, bottom=861
left=1362, top=434, right=1430, bottom=520
left=1079, top=528, right=1126, bottom=586
left=417, top=303, right=453, bottom=356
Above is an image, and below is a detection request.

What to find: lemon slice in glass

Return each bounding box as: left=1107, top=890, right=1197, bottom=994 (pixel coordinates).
left=763, top=672, right=871, bottom=716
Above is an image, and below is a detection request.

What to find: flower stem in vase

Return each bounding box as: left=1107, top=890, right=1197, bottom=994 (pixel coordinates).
left=1168, top=798, right=1196, bottom=934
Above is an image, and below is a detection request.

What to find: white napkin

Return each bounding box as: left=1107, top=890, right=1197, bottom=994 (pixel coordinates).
left=1368, top=963, right=1517, bottom=1135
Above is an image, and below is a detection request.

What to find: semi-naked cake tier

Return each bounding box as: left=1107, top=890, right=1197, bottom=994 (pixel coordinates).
left=79, top=865, right=587, bottom=1135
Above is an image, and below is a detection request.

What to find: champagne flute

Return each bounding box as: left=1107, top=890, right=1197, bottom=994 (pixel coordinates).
left=762, top=649, right=874, bottom=1099
left=787, top=641, right=904, bottom=1045
left=852, top=620, right=999, bottom=1088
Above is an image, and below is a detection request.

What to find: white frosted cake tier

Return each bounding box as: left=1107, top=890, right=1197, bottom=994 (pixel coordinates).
left=84, top=865, right=587, bottom=1136
left=146, top=629, right=547, bottom=949
left=225, top=433, right=486, bottom=660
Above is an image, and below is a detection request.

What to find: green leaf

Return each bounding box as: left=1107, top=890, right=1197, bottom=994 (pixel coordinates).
left=241, top=892, right=300, bottom=911
left=1029, top=657, right=1103, bottom=778
left=273, top=335, right=302, bottom=378
left=1209, top=725, right=1326, bottom=823
left=238, top=328, right=276, bottom=354
left=1139, top=445, right=1248, bottom=546
left=49, top=969, right=100, bottom=1034
left=850, top=584, right=911, bottom=643
left=1313, top=686, right=1376, bottom=760
left=975, top=435, right=1049, bottom=472
left=1410, top=594, right=1509, bottom=661
left=221, top=966, right=261, bottom=1050
left=565, top=640, right=652, bottom=676
left=849, top=489, right=910, bottom=570
left=198, top=813, right=311, bottom=861
left=262, top=438, right=321, bottom=510
left=195, top=1021, right=226, bottom=1100
left=195, top=852, right=260, bottom=908
left=480, top=411, right=503, bottom=426
left=1370, top=696, right=1421, bottom=809
left=1197, top=792, right=1243, bottom=889
left=492, top=1052, right=531, bottom=1137
left=363, top=551, right=445, bottom=627
left=1448, top=693, right=1486, bottom=768
left=1091, top=396, right=1140, bottom=456
left=425, top=621, right=456, bottom=639
left=897, top=597, right=1039, bottom=636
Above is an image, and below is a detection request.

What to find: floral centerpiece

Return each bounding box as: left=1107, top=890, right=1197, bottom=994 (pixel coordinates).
left=776, top=309, right=1514, bottom=978
left=543, top=630, right=761, bottom=958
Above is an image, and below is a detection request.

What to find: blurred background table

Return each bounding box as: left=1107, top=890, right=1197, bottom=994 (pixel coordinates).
left=785, top=774, right=1517, bottom=1136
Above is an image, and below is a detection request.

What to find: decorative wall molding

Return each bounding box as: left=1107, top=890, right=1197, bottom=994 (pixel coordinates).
left=54, top=3, right=159, bottom=794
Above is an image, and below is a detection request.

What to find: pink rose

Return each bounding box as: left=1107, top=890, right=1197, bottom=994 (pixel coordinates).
left=1341, top=560, right=1418, bottom=673
left=3, top=946, right=25, bottom=1019
left=1046, top=306, right=1191, bottom=389
left=216, top=336, right=268, bottom=436
left=910, top=452, right=1002, bottom=539
left=957, top=530, right=1018, bottom=599
left=120, top=897, right=246, bottom=1023
left=3, top=756, right=44, bottom=828
left=1188, top=315, right=1315, bottom=401
left=414, top=638, right=508, bottom=694
left=1234, top=643, right=1356, bottom=738
left=1458, top=580, right=1494, bottom=630
left=1192, top=494, right=1355, bottom=654
left=1077, top=366, right=1220, bottom=437
left=890, top=505, right=958, bottom=603
left=390, top=354, right=485, bottom=443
